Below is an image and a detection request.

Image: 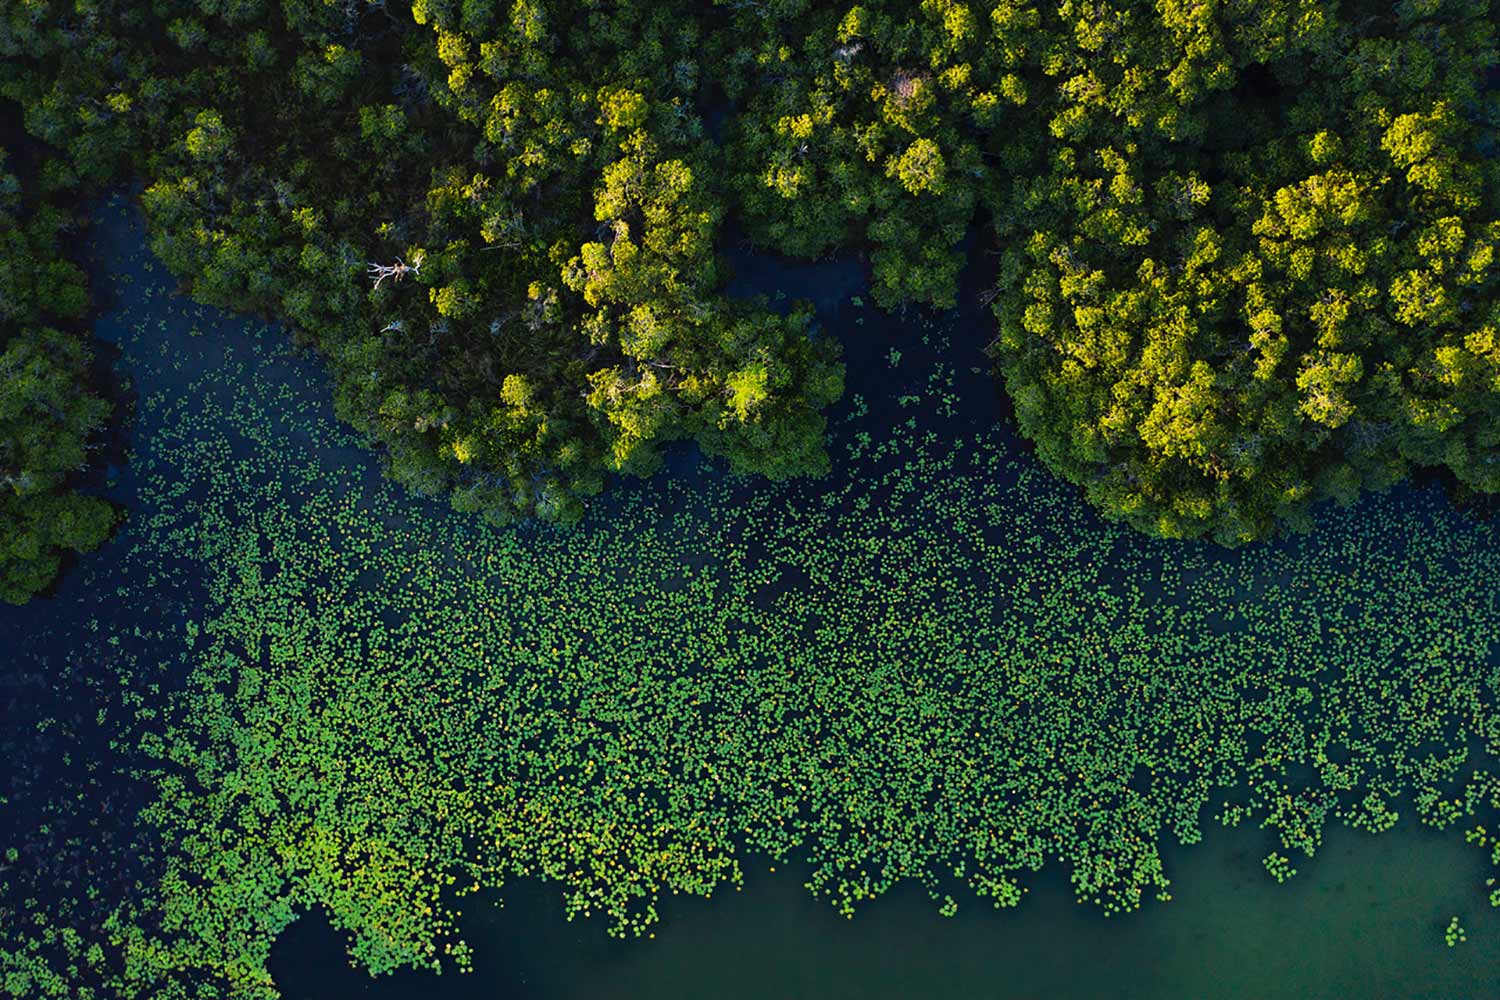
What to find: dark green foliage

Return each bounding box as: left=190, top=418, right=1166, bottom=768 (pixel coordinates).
left=719, top=0, right=1500, bottom=543
left=0, top=327, right=114, bottom=603
left=0, top=152, right=113, bottom=603
left=985, top=0, right=1500, bottom=543
left=2, top=0, right=848, bottom=536
left=722, top=0, right=994, bottom=309
left=6, top=1, right=1500, bottom=545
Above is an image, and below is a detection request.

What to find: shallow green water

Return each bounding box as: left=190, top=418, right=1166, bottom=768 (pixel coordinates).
left=271, top=823, right=1500, bottom=999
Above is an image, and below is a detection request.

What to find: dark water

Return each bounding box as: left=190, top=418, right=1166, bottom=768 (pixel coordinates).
left=6, top=199, right=1500, bottom=999
left=271, top=823, right=1499, bottom=999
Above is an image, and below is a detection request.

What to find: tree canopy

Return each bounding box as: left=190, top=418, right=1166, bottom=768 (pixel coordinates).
left=1, top=0, right=1497, bottom=574
left=986, top=0, right=1500, bottom=543
left=0, top=149, right=114, bottom=603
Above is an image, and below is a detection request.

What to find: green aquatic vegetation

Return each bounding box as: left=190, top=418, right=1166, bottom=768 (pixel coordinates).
left=1262, top=853, right=1297, bottom=885
left=1448, top=916, right=1468, bottom=947
left=4, top=202, right=1496, bottom=997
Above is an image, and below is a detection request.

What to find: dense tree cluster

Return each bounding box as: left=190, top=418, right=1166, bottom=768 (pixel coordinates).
left=723, top=0, right=1500, bottom=542
left=2, top=0, right=844, bottom=538
left=2, top=0, right=1498, bottom=565
left=722, top=0, right=998, bottom=309
left=0, top=149, right=113, bottom=603
left=987, top=0, right=1500, bottom=543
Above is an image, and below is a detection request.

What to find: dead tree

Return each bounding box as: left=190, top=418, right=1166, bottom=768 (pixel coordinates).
left=367, top=251, right=424, bottom=290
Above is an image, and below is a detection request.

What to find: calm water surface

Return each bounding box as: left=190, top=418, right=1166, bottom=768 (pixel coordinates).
left=271, top=823, right=1500, bottom=999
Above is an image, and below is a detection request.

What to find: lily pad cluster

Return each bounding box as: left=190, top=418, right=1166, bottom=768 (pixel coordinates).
left=7, top=202, right=1500, bottom=998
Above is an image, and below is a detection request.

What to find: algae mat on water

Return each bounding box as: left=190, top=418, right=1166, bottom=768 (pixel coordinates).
left=7, top=197, right=1500, bottom=999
